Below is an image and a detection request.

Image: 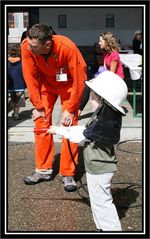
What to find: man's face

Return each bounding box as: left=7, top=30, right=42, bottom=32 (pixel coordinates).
left=135, top=33, right=142, bottom=40
left=27, top=37, right=52, bottom=55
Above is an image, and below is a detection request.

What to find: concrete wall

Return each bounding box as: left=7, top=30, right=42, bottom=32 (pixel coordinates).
left=39, top=7, right=143, bottom=46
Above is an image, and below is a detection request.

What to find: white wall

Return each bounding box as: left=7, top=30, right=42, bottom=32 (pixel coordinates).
left=39, top=7, right=143, bottom=46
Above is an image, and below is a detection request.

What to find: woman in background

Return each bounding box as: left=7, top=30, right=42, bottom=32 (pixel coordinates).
left=99, top=31, right=124, bottom=79
left=132, top=30, right=142, bottom=55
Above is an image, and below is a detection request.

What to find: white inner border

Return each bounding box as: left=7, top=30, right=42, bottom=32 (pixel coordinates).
left=5, top=3, right=145, bottom=236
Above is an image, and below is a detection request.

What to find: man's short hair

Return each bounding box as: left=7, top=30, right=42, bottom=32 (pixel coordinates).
left=27, top=23, right=52, bottom=44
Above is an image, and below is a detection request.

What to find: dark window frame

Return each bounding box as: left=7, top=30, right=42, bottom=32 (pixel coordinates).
left=105, top=14, right=115, bottom=28
left=58, top=15, right=67, bottom=28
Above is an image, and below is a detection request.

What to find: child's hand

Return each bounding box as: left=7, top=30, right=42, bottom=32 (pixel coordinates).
left=46, top=126, right=57, bottom=134
left=46, top=125, right=87, bottom=144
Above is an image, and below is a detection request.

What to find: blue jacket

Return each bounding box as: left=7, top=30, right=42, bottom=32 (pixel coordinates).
left=8, top=59, right=26, bottom=91
left=83, top=104, right=122, bottom=146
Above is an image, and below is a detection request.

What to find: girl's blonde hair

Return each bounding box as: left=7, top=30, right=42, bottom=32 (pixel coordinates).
left=100, top=32, right=120, bottom=53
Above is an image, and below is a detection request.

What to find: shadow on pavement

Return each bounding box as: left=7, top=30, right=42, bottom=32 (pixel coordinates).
left=8, top=109, right=33, bottom=128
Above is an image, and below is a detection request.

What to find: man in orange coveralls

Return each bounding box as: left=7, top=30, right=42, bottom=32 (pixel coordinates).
left=21, top=24, right=87, bottom=192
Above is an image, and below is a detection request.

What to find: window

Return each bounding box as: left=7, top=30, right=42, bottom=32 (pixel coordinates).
left=58, top=15, right=67, bottom=28
left=8, top=12, right=29, bottom=29
left=8, top=13, right=15, bottom=28
left=8, top=12, right=29, bottom=43
left=105, top=14, right=115, bottom=28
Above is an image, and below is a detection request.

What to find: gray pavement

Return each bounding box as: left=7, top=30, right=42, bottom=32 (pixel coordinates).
left=7, top=93, right=143, bottom=234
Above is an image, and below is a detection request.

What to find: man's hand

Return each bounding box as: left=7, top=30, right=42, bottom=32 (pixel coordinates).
left=62, top=109, right=74, bottom=126
left=32, top=108, right=45, bottom=121
left=46, top=126, right=57, bottom=134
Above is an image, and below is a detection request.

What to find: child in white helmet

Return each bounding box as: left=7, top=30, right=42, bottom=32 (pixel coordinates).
left=47, top=70, right=128, bottom=231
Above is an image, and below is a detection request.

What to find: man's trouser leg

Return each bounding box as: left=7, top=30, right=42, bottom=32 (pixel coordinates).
left=34, top=94, right=58, bottom=170
left=59, top=139, right=78, bottom=176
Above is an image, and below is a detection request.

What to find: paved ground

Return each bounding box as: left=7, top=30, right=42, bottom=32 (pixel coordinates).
left=6, top=92, right=143, bottom=236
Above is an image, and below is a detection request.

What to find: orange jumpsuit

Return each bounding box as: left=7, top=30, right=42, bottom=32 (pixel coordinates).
left=21, top=35, right=87, bottom=176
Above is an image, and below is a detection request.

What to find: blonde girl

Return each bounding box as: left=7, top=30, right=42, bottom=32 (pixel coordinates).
left=99, top=32, right=124, bottom=79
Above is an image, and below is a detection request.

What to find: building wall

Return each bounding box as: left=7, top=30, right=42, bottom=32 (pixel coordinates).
left=39, top=7, right=143, bottom=46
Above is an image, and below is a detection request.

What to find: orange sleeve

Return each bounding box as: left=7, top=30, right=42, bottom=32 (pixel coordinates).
left=21, top=40, right=44, bottom=110
left=64, top=48, right=87, bottom=113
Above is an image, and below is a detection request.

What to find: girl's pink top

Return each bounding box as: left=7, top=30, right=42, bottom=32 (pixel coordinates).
left=104, top=51, right=124, bottom=79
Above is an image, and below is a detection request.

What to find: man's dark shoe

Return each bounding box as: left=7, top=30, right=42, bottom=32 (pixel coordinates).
left=62, top=176, right=77, bottom=192
left=23, top=172, right=52, bottom=185
left=12, top=112, right=22, bottom=120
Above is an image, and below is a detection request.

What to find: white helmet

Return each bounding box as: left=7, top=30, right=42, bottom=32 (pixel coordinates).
left=85, top=71, right=128, bottom=115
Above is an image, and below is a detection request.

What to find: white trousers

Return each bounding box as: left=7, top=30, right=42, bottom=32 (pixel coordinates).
left=86, top=172, right=122, bottom=231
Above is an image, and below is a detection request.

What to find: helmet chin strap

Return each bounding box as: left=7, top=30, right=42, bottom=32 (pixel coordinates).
left=85, top=104, right=105, bottom=128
